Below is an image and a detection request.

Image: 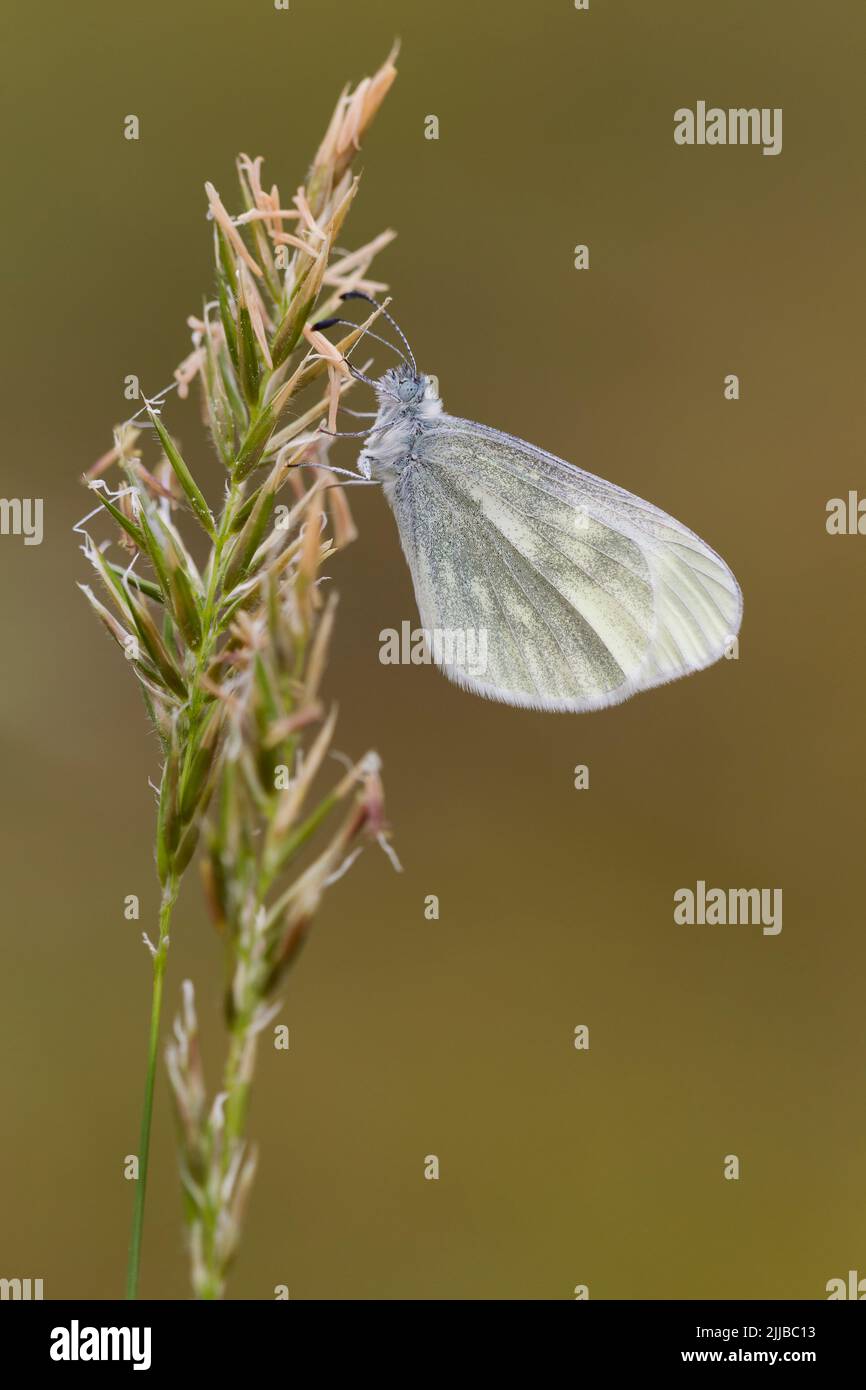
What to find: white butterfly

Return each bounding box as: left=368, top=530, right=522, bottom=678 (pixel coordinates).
left=331, top=299, right=743, bottom=713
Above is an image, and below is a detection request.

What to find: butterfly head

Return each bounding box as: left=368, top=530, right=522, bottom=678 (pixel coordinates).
left=378, top=364, right=441, bottom=413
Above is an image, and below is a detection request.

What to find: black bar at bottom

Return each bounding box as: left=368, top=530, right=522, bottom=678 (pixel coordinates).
left=1, top=1297, right=862, bottom=1373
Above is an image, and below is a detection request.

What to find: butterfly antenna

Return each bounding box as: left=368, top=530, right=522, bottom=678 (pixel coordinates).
left=312, top=317, right=406, bottom=365
left=341, top=290, right=417, bottom=377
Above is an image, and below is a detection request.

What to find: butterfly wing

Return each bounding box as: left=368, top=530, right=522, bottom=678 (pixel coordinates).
left=383, top=415, right=742, bottom=711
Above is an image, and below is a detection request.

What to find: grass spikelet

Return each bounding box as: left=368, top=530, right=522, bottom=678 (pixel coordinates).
left=78, top=47, right=400, bottom=1300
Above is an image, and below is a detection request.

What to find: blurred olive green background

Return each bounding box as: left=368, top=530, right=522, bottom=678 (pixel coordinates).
left=2, top=0, right=864, bottom=1300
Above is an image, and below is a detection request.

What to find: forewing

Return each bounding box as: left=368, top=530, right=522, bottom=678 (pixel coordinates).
left=384, top=416, right=742, bottom=711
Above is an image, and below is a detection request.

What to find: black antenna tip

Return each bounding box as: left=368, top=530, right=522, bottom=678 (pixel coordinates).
left=312, top=316, right=340, bottom=330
